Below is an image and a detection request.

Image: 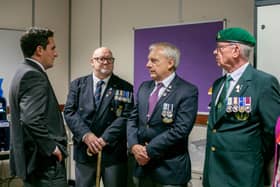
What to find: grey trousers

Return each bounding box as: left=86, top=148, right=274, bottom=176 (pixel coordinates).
left=75, top=161, right=127, bottom=187
left=24, top=160, right=67, bottom=187
left=133, top=176, right=187, bottom=187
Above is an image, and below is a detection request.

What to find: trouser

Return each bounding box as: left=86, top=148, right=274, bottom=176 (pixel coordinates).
left=133, top=176, right=187, bottom=187
left=24, top=160, right=67, bottom=187
left=75, top=161, right=127, bottom=187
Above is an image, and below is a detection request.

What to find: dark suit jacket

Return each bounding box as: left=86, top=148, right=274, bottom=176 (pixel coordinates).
left=9, top=59, right=68, bottom=180
left=127, top=75, right=198, bottom=185
left=203, top=64, right=280, bottom=187
left=64, top=74, right=133, bottom=166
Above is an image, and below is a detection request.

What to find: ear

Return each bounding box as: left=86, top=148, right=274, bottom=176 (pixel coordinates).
left=232, top=45, right=241, bottom=58
left=34, top=45, right=44, bottom=57
left=167, top=59, right=175, bottom=70
left=90, top=58, right=94, bottom=65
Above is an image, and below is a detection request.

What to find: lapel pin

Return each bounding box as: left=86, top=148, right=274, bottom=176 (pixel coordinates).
left=235, top=84, right=240, bottom=93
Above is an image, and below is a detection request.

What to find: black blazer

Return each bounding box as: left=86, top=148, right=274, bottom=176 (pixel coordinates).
left=127, top=75, right=198, bottom=185
left=9, top=59, right=68, bottom=180
left=64, top=74, right=133, bottom=166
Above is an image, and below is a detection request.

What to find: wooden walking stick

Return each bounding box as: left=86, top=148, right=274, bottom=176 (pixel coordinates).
left=96, top=151, right=102, bottom=187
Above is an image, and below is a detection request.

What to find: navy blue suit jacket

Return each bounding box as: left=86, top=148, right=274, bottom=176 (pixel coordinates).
left=127, top=75, right=198, bottom=185
left=64, top=74, right=133, bottom=166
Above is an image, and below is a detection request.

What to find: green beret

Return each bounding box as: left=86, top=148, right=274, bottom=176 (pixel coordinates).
left=216, top=27, right=256, bottom=47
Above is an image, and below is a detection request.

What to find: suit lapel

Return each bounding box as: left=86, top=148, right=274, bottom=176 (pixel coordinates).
left=84, top=75, right=95, bottom=111
left=229, top=65, right=253, bottom=98
left=211, top=77, right=225, bottom=125
left=25, top=59, right=61, bottom=107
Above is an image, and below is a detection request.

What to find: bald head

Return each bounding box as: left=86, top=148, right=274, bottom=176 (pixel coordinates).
left=90, top=47, right=115, bottom=79
left=93, top=47, right=113, bottom=57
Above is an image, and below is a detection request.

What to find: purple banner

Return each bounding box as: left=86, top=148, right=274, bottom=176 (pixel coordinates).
left=134, top=21, right=223, bottom=113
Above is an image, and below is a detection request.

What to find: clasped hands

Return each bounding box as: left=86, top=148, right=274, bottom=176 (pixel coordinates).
left=84, top=132, right=107, bottom=155
left=131, top=144, right=150, bottom=166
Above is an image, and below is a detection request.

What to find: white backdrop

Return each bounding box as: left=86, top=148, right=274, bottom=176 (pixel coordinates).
left=257, top=4, right=280, bottom=82
left=0, top=29, right=24, bottom=104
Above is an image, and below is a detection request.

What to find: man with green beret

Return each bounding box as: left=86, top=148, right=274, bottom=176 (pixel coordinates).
left=203, top=27, right=280, bottom=187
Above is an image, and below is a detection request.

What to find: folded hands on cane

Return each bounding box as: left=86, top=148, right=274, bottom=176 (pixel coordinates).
left=83, top=132, right=107, bottom=155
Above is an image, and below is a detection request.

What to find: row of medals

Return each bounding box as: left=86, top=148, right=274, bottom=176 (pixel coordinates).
left=226, top=96, right=251, bottom=120
left=113, top=89, right=132, bottom=117
left=161, top=103, right=174, bottom=124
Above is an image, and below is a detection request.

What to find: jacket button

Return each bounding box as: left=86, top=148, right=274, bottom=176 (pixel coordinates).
left=211, top=146, right=216, bottom=152
left=212, top=129, right=217, bottom=133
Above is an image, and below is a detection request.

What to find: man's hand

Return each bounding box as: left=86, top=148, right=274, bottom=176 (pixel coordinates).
left=97, top=137, right=107, bottom=147
left=52, top=146, right=63, bottom=162
left=131, top=144, right=150, bottom=166
left=83, top=133, right=105, bottom=154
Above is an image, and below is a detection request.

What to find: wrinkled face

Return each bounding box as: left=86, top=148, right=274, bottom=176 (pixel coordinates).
left=146, top=47, right=174, bottom=81
left=40, top=37, right=58, bottom=70
left=213, top=42, right=238, bottom=72
left=90, top=47, right=114, bottom=79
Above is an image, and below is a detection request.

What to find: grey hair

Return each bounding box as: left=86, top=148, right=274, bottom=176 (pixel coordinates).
left=149, top=42, right=181, bottom=69
left=238, top=43, right=254, bottom=60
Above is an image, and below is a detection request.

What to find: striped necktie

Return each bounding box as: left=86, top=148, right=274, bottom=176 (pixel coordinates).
left=95, top=80, right=104, bottom=108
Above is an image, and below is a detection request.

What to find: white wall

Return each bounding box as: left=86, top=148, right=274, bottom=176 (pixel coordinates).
left=34, top=0, right=69, bottom=104
left=0, top=0, right=32, bottom=28
left=257, top=4, right=280, bottom=82
left=0, top=0, right=69, bottom=104
left=70, top=0, right=100, bottom=80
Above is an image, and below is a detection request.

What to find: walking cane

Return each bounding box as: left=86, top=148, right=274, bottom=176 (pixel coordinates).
left=86, top=147, right=102, bottom=187
left=96, top=151, right=102, bottom=187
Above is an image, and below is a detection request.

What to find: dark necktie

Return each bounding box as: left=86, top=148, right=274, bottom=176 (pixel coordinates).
left=147, top=83, right=163, bottom=118
left=95, top=80, right=104, bottom=108
left=216, top=75, right=232, bottom=118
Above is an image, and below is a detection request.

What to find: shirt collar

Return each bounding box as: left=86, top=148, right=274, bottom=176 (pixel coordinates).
left=227, top=62, right=249, bottom=81
left=26, top=58, right=46, bottom=72
left=92, top=73, right=111, bottom=86
left=156, top=72, right=175, bottom=88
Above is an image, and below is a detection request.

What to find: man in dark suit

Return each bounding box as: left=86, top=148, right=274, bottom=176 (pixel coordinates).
left=64, top=47, right=133, bottom=187
left=9, top=27, right=68, bottom=187
left=203, top=27, right=280, bottom=187
left=127, top=42, right=198, bottom=187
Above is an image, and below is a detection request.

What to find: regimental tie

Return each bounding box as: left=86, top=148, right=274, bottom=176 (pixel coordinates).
left=147, top=82, right=163, bottom=119
left=216, top=75, right=232, bottom=119
left=95, top=80, right=104, bottom=108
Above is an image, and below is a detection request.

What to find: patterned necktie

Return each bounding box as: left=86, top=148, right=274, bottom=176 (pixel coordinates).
left=95, top=80, right=104, bottom=108
left=216, top=75, right=232, bottom=118
left=147, top=83, right=163, bottom=119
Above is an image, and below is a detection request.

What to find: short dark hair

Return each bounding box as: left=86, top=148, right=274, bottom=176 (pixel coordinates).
left=20, top=27, right=54, bottom=58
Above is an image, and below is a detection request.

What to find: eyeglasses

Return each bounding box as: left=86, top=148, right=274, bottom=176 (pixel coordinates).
left=215, top=44, right=235, bottom=50
left=93, top=57, right=115, bottom=64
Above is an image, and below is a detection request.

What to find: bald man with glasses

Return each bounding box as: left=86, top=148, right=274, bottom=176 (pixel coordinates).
left=64, top=47, right=134, bottom=187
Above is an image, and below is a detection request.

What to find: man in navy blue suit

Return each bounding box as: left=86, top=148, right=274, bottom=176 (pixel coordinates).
left=64, top=47, right=134, bottom=187
left=127, top=42, right=198, bottom=187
